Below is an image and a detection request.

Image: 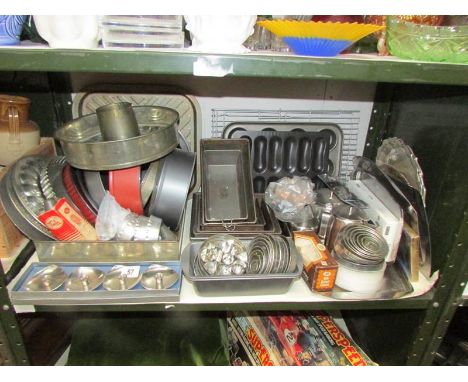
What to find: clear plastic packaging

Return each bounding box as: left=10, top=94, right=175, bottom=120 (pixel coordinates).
left=264, top=176, right=316, bottom=223
left=95, top=192, right=173, bottom=241
left=100, top=15, right=184, bottom=48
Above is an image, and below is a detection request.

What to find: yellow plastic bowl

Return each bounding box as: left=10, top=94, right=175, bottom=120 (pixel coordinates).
left=257, top=20, right=384, bottom=41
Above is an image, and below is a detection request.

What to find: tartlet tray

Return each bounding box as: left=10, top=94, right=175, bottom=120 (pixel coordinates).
left=11, top=261, right=181, bottom=305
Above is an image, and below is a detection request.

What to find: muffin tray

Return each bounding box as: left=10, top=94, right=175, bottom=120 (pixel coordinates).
left=11, top=261, right=181, bottom=305
left=223, top=123, right=342, bottom=193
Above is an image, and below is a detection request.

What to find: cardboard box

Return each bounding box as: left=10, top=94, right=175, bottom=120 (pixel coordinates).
left=228, top=311, right=377, bottom=366
left=293, top=231, right=338, bottom=292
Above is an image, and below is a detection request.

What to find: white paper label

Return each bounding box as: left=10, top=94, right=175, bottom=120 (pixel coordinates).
left=193, top=57, right=234, bottom=77
left=112, top=265, right=140, bottom=278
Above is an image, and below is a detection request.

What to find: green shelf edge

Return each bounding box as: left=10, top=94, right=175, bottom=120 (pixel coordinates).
left=0, top=48, right=467, bottom=86
left=33, top=291, right=434, bottom=313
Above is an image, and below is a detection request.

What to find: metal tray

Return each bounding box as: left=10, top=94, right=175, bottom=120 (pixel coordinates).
left=34, top=240, right=180, bottom=263
left=191, top=193, right=281, bottom=239
left=200, top=139, right=256, bottom=223
left=11, top=261, right=181, bottom=305
left=223, top=123, right=342, bottom=193
left=181, top=239, right=303, bottom=296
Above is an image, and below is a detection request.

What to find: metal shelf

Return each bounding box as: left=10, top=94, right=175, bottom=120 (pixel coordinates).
left=0, top=46, right=467, bottom=86
left=7, top=253, right=435, bottom=313
left=29, top=280, right=434, bottom=312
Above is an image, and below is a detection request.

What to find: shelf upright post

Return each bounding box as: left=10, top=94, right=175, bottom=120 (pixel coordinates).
left=0, top=264, right=30, bottom=365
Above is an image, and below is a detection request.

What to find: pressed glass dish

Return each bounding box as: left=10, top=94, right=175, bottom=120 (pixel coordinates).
left=387, top=16, right=468, bottom=63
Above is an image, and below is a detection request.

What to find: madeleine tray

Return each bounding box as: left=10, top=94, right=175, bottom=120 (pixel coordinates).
left=11, top=261, right=181, bottom=305
left=181, top=238, right=303, bottom=297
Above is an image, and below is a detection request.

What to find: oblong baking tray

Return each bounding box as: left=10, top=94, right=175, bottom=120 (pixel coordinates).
left=182, top=239, right=302, bottom=296
left=55, top=106, right=179, bottom=170
left=201, top=139, right=256, bottom=223
left=191, top=193, right=281, bottom=238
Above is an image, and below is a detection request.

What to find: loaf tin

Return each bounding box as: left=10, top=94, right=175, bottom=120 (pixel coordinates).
left=223, top=122, right=342, bottom=193
left=181, top=238, right=303, bottom=296
left=190, top=193, right=282, bottom=239
left=201, top=139, right=256, bottom=223
left=11, top=261, right=181, bottom=305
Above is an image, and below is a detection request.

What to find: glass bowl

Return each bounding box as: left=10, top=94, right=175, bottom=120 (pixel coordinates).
left=283, top=37, right=352, bottom=57
left=257, top=20, right=383, bottom=57
left=257, top=20, right=383, bottom=41
left=387, top=16, right=468, bottom=63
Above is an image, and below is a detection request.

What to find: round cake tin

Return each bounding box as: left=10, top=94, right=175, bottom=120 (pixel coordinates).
left=147, top=149, right=196, bottom=230
left=55, top=106, right=179, bottom=170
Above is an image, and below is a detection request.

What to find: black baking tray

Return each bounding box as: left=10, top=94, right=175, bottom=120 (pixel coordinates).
left=223, top=123, right=341, bottom=193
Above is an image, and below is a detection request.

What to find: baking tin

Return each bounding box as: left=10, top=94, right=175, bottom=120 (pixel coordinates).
left=11, top=261, right=181, bottom=305
left=325, top=204, right=367, bottom=252
left=62, top=164, right=98, bottom=224
left=24, top=265, right=67, bottom=292
left=96, top=102, right=140, bottom=141
left=247, top=234, right=293, bottom=274
left=65, top=267, right=104, bottom=291
left=108, top=166, right=144, bottom=215
left=201, top=139, right=256, bottom=223
left=0, top=158, right=54, bottom=240
left=332, top=223, right=388, bottom=294
left=103, top=265, right=141, bottom=291
left=195, top=234, right=248, bottom=276
left=182, top=238, right=303, bottom=297
left=147, top=149, right=196, bottom=230
left=200, top=194, right=265, bottom=229
left=0, top=169, right=53, bottom=241
left=141, top=264, right=179, bottom=290
left=55, top=106, right=179, bottom=170
left=223, top=123, right=342, bottom=193
left=82, top=170, right=107, bottom=207
left=190, top=193, right=282, bottom=239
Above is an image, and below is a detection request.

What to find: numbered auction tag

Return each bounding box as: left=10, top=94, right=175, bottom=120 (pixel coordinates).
left=111, top=265, right=140, bottom=278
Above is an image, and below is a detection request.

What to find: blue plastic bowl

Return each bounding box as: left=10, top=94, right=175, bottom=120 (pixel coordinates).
left=0, top=15, right=26, bottom=45
left=283, top=37, right=353, bottom=57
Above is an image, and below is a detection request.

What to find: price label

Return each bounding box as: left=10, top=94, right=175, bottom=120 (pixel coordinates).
left=112, top=265, right=140, bottom=278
